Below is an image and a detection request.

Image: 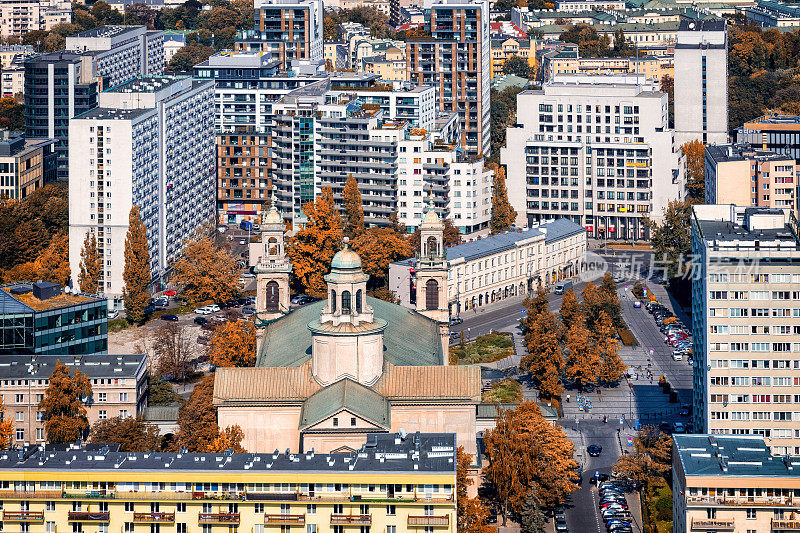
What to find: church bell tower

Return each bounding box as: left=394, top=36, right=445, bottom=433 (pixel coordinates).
left=253, top=204, right=292, bottom=344
left=415, top=200, right=450, bottom=361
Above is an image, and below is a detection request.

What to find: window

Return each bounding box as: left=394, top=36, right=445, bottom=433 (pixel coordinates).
left=387, top=528, right=396, bottom=533
left=306, top=505, right=316, bottom=515
left=333, top=418, right=338, bottom=427
left=46, top=523, right=56, bottom=533
left=119, top=392, right=128, bottom=402
left=177, top=525, right=187, bottom=533
left=46, top=501, right=56, bottom=511
left=14, top=394, right=23, bottom=403
left=306, top=526, right=317, bottom=533
left=99, top=525, right=108, bottom=533
left=254, top=503, right=263, bottom=513
left=746, top=509, right=757, bottom=519
left=342, top=291, right=351, bottom=314
left=98, top=393, right=107, bottom=402
left=176, top=503, right=186, bottom=513
left=386, top=505, right=396, bottom=516
left=351, top=417, right=356, bottom=427
left=125, top=502, right=135, bottom=513
left=98, top=410, right=107, bottom=420
left=15, top=429, right=23, bottom=441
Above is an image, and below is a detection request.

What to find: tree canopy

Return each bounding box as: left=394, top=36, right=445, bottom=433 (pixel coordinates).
left=172, top=234, right=238, bottom=305
left=209, top=320, right=257, bottom=367
left=123, top=206, right=151, bottom=323
left=39, top=361, right=93, bottom=443
left=89, top=416, right=161, bottom=452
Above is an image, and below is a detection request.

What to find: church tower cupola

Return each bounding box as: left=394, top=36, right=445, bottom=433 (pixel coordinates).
left=253, top=203, right=292, bottom=322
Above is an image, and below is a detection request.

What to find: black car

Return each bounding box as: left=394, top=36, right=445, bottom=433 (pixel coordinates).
left=160, top=314, right=179, bottom=322
left=659, top=422, right=672, bottom=434
left=679, top=405, right=691, bottom=416
left=449, top=316, right=463, bottom=326
left=194, top=317, right=208, bottom=326
left=587, top=444, right=602, bottom=456
left=144, top=304, right=156, bottom=315
left=590, top=473, right=609, bottom=485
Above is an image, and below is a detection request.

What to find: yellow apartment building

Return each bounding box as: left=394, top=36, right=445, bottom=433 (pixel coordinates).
left=489, top=39, right=537, bottom=78
left=0, top=433, right=456, bottom=533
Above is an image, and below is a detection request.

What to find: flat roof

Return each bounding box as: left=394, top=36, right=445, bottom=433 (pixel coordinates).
left=105, top=76, right=186, bottom=93
left=693, top=205, right=798, bottom=245
left=70, top=25, right=144, bottom=39
left=675, top=434, right=800, bottom=478
left=0, top=284, right=103, bottom=313
left=78, top=107, right=153, bottom=120
left=0, top=433, right=456, bottom=474
left=705, top=143, right=793, bottom=164
left=0, top=354, right=145, bottom=380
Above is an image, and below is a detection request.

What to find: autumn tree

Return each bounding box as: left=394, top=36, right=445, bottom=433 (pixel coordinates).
left=342, top=174, right=365, bottom=240
left=484, top=402, right=578, bottom=522
left=207, top=425, right=246, bottom=453
left=123, top=206, right=151, bottom=323
left=39, top=361, right=93, bottom=443
left=681, top=140, right=705, bottom=200
left=649, top=199, right=692, bottom=279
left=351, top=227, right=413, bottom=288
left=521, top=309, right=563, bottom=398
left=209, top=320, right=256, bottom=367
left=175, top=374, right=245, bottom=452
left=0, top=395, right=13, bottom=448
left=613, top=425, right=672, bottom=491
left=456, top=447, right=493, bottom=533
left=409, top=217, right=462, bottom=250
left=287, top=187, right=343, bottom=298
left=89, top=416, right=161, bottom=452
left=154, top=322, right=192, bottom=382
left=489, top=164, right=517, bottom=234
left=559, top=287, right=579, bottom=329
left=519, top=487, right=547, bottom=533
left=3, top=233, right=70, bottom=285
left=148, top=374, right=182, bottom=406
left=78, top=230, right=102, bottom=294
left=598, top=272, right=623, bottom=328
left=564, top=317, right=600, bottom=391
left=171, top=234, right=238, bottom=305
left=594, top=311, right=626, bottom=385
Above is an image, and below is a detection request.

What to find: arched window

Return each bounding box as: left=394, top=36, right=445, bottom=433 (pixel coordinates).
left=356, top=289, right=362, bottom=314
left=426, top=236, right=438, bottom=257
left=331, top=290, right=337, bottom=312
left=342, top=291, right=352, bottom=314
left=425, top=279, right=439, bottom=310
left=268, top=237, right=278, bottom=256
left=265, top=281, right=279, bottom=312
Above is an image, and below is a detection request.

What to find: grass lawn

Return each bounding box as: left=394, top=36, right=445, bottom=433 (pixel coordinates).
left=450, top=332, right=514, bottom=364
left=482, top=378, right=523, bottom=403
left=108, top=318, right=131, bottom=333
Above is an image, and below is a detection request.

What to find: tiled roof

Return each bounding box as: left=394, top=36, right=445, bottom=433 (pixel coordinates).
left=300, top=379, right=390, bottom=429
left=213, top=362, right=322, bottom=405
left=373, top=364, right=481, bottom=401
left=143, top=405, right=179, bottom=422
left=256, top=297, right=444, bottom=367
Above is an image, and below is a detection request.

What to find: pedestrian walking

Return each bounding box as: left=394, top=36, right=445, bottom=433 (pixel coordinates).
left=566, top=394, right=570, bottom=403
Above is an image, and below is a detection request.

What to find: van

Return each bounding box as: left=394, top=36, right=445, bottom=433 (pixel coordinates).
left=554, top=280, right=573, bottom=295
left=672, top=351, right=683, bottom=361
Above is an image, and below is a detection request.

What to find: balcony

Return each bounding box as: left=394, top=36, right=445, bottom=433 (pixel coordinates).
left=408, top=515, right=450, bottom=527
left=199, top=513, right=240, bottom=524
left=687, top=495, right=796, bottom=507
left=133, top=512, right=175, bottom=523
left=3, top=511, right=44, bottom=522
left=264, top=514, right=306, bottom=526
left=68, top=511, right=110, bottom=522
left=331, top=515, right=372, bottom=525
left=774, top=519, right=800, bottom=530
left=690, top=518, right=734, bottom=531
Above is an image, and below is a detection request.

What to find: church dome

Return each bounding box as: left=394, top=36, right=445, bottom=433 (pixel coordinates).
left=422, top=207, right=441, bottom=227
left=330, top=241, right=362, bottom=270
left=263, top=204, right=282, bottom=225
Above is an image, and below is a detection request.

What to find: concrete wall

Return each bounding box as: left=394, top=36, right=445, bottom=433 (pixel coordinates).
left=217, top=405, right=302, bottom=453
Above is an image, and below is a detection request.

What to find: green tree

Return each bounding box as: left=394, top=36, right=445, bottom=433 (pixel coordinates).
left=649, top=200, right=692, bottom=279
left=489, top=164, right=517, bottom=234
left=147, top=374, right=182, bottom=406
left=519, top=487, right=547, bottom=533
left=78, top=230, right=101, bottom=294
left=39, top=361, right=93, bottom=443
left=287, top=187, right=343, bottom=298
left=89, top=416, right=161, bottom=452
left=342, top=174, right=365, bottom=240
left=502, top=55, right=532, bottom=78
left=123, top=206, right=151, bottom=323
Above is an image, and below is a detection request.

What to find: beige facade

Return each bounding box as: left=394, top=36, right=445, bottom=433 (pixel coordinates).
left=705, top=143, right=798, bottom=218
left=542, top=51, right=673, bottom=83
left=490, top=38, right=537, bottom=79
left=674, top=434, right=800, bottom=533
left=0, top=354, right=147, bottom=444
left=363, top=47, right=406, bottom=82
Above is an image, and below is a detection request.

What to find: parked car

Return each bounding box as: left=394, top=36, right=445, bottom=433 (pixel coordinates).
left=673, top=422, right=686, bottom=433
left=207, top=304, right=221, bottom=312
left=633, top=300, right=641, bottom=308
left=449, top=316, right=463, bottom=326
left=679, top=405, right=691, bottom=416
left=659, top=422, right=672, bottom=434
left=108, top=310, right=120, bottom=320
left=291, top=295, right=315, bottom=305
left=163, top=289, right=177, bottom=296
left=194, top=317, right=208, bottom=326
left=160, top=314, right=179, bottom=322
left=144, top=304, right=155, bottom=315
left=242, top=306, right=257, bottom=316
left=194, top=307, right=212, bottom=315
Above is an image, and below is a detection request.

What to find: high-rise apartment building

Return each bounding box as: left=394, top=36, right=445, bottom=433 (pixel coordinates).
left=406, top=0, right=491, bottom=157
left=66, top=25, right=165, bottom=88
left=0, top=131, right=55, bottom=199
left=235, top=0, right=323, bottom=68
left=705, top=143, right=798, bottom=217
left=501, top=74, right=683, bottom=240
left=270, top=85, right=490, bottom=233
left=674, top=19, right=728, bottom=146
left=691, top=204, right=800, bottom=455
left=68, top=76, right=215, bottom=309
left=0, top=0, right=71, bottom=37
left=25, top=26, right=165, bottom=180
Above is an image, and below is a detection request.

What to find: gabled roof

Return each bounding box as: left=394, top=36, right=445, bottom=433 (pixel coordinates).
left=256, top=297, right=444, bottom=367
left=300, top=379, right=390, bottom=429
left=373, top=364, right=481, bottom=401
left=213, top=362, right=322, bottom=405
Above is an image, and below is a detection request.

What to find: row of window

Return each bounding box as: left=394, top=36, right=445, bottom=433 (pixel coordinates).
left=709, top=394, right=800, bottom=404
left=711, top=411, right=800, bottom=421
left=709, top=291, right=800, bottom=300
left=709, top=307, right=800, bottom=317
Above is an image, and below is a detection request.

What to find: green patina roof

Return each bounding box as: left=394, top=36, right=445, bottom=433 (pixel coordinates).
left=300, top=379, right=390, bottom=429
left=256, top=296, right=444, bottom=367
left=330, top=247, right=362, bottom=269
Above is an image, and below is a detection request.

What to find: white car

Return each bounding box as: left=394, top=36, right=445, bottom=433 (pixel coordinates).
left=207, top=304, right=221, bottom=313
left=239, top=239, right=247, bottom=245
left=194, top=307, right=212, bottom=315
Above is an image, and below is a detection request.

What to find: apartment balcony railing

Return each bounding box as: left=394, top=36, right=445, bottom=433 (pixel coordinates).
left=264, top=514, right=306, bottom=525
left=687, top=495, right=796, bottom=507
left=690, top=518, right=735, bottom=530
left=330, top=514, right=372, bottom=525
left=408, top=515, right=450, bottom=526
left=199, top=513, right=240, bottom=524
left=3, top=511, right=44, bottom=522
left=132, top=512, right=175, bottom=523
left=67, top=511, right=110, bottom=522
left=773, top=519, right=800, bottom=530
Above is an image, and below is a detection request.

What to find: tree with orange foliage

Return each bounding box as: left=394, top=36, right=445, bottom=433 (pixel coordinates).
left=287, top=187, right=343, bottom=298
left=488, top=163, right=517, bottom=234
left=123, top=206, right=151, bottom=323
left=209, top=320, right=256, bottom=367
left=681, top=140, right=705, bottom=200
left=484, top=403, right=578, bottom=523
left=175, top=375, right=219, bottom=452
left=521, top=309, right=563, bottom=398
left=207, top=425, right=246, bottom=453
left=78, top=230, right=102, bottom=294
left=342, top=174, right=364, bottom=240
left=564, top=316, right=600, bottom=391
left=0, top=394, right=13, bottom=448
left=594, top=311, right=626, bottom=385
left=456, top=446, right=493, bottom=533
left=39, top=361, right=93, bottom=443
left=3, top=233, right=70, bottom=285
left=172, top=234, right=238, bottom=305
left=351, top=227, right=413, bottom=288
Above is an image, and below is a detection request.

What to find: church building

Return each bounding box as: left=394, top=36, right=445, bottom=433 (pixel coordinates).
left=214, top=203, right=483, bottom=455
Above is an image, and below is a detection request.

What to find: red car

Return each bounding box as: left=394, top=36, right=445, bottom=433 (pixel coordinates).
left=163, top=289, right=177, bottom=296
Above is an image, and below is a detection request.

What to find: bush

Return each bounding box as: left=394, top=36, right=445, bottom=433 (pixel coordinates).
left=450, top=332, right=514, bottom=364
left=481, top=378, right=523, bottom=403
left=108, top=318, right=130, bottom=333
left=617, top=326, right=638, bottom=346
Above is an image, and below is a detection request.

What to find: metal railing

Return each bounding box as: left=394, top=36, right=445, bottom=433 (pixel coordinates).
left=408, top=515, right=450, bottom=526
left=690, top=517, right=734, bottom=530
left=3, top=511, right=44, bottom=522
left=67, top=511, right=110, bottom=522
left=199, top=513, right=240, bottom=524
left=330, top=514, right=372, bottom=525
left=132, top=512, right=175, bottom=523
left=264, top=514, right=306, bottom=525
